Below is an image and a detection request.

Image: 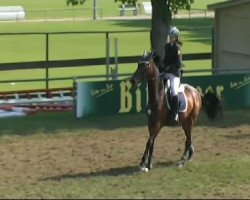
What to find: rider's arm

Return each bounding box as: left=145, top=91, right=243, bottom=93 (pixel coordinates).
left=162, top=44, right=170, bottom=72
left=172, top=44, right=182, bottom=70
left=163, top=44, right=182, bottom=72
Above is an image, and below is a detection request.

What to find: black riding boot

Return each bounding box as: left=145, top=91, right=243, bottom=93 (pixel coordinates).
left=172, top=95, right=179, bottom=122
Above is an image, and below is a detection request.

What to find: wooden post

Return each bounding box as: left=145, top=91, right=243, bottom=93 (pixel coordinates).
left=93, top=0, right=97, bottom=20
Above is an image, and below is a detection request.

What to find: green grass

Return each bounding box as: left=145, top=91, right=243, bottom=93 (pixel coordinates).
left=0, top=108, right=249, bottom=138
left=0, top=18, right=213, bottom=60
left=0, top=18, right=214, bottom=91
left=0, top=0, right=150, bottom=18
left=5, top=157, right=249, bottom=199
left=0, top=1, right=217, bottom=91
left=0, top=59, right=212, bottom=92
left=191, top=0, right=226, bottom=10
left=0, top=0, right=226, bottom=19
left=52, top=158, right=250, bottom=199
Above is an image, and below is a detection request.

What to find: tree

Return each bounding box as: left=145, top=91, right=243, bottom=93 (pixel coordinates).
left=67, top=0, right=194, bottom=62
left=150, top=0, right=194, bottom=62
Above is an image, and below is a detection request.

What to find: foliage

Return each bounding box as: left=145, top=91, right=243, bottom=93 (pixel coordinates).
left=114, top=0, right=137, bottom=5
left=66, top=0, right=194, bottom=12
left=66, top=0, right=138, bottom=6
left=66, top=0, right=86, bottom=6
left=171, top=0, right=194, bottom=14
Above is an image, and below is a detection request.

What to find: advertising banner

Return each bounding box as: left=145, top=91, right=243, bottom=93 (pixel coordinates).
left=76, top=73, right=250, bottom=118
left=76, top=80, right=147, bottom=118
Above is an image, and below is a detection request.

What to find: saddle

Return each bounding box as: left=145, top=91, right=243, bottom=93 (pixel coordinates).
left=164, top=79, right=187, bottom=113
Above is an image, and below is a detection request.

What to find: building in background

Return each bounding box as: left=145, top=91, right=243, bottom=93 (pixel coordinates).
left=208, top=0, right=250, bottom=74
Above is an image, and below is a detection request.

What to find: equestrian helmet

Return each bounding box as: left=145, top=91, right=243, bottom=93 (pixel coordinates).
left=169, top=26, right=180, bottom=37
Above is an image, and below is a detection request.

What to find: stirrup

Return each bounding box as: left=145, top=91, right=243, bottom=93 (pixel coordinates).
left=174, top=113, right=179, bottom=122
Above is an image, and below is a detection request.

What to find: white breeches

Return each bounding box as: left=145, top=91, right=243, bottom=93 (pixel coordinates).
left=163, top=73, right=180, bottom=96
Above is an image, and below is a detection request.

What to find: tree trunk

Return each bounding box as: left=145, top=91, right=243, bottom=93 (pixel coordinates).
left=151, top=0, right=172, bottom=63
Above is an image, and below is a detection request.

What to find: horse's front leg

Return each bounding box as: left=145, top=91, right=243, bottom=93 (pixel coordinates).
left=139, top=124, right=160, bottom=172
left=147, top=134, right=156, bottom=170
left=139, top=134, right=156, bottom=172
left=139, top=138, right=151, bottom=170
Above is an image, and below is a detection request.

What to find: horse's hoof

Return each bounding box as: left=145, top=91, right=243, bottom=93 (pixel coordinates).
left=139, top=166, right=149, bottom=172
left=178, top=163, right=183, bottom=168
left=177, top=160, right=184, bottom=168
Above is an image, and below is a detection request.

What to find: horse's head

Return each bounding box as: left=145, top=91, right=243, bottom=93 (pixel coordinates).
left=130, top=50, right=160, bottom=87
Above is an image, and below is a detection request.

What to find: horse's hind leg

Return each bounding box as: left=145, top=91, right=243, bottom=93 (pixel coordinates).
left=178, top=117, right=195, bottom=167
left=188, top=144, right=194, bottom=161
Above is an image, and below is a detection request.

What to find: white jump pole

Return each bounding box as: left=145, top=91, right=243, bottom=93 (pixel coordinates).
left=106, top=32, right=110, bottom=80
left=114, top=37, right=119, bottom=80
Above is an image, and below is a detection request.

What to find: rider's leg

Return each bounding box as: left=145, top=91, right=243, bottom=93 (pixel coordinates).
left=169, top=75, right=180, bottom=121
left=161, top=73, right=171, bottom=94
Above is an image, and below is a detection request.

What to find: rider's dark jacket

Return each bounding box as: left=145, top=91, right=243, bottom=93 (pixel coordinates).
left=161, top=42, right=182, bottom=77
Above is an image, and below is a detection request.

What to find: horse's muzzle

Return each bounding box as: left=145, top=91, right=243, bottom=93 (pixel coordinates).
left=129, top=77, right=140, bottom=87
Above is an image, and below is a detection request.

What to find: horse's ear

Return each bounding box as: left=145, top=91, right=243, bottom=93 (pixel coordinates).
left=153, top=54, right=161, bottom=66
left=142, top=50, right=147, bottom=57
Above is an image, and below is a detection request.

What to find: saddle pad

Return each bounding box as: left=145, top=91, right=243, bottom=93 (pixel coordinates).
left=166, top=88, right=188, bottom=113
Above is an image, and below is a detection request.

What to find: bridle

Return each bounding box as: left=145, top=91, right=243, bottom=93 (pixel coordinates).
left=138, top=51, right=156, bottom=81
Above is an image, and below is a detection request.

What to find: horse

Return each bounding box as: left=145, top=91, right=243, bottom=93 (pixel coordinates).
left=130, top=51, right=222, bottom=172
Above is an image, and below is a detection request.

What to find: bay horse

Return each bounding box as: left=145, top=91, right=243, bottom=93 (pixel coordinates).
left=130, top=51, right=222, bottom=172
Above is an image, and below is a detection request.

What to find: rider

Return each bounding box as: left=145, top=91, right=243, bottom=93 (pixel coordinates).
left=160, top=26, right=183, bottom=122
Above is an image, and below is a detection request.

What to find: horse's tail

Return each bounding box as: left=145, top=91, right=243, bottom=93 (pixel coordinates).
left=201, top=91, right=223, bottom=122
